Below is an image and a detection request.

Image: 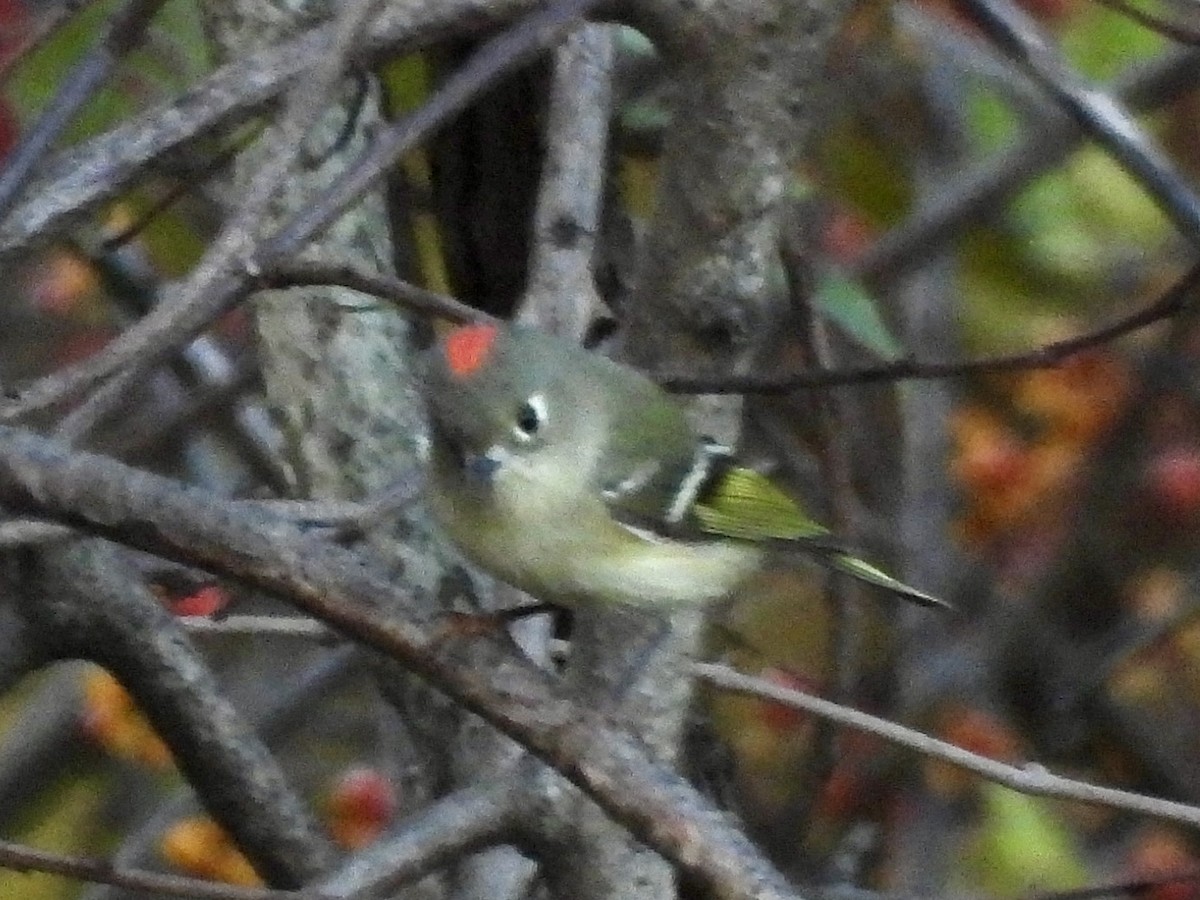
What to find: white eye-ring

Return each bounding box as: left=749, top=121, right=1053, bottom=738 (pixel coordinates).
left=513, top=393, right=548, bottom=442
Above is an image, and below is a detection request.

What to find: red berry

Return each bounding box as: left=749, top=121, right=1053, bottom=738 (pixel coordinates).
left=169, top=585, right=230, bottom=618
left=755, top=668, right=819, bottom=734
left=1146, top=448, right=1200, bottom=523
left=327, top=766, right=398, bottom=848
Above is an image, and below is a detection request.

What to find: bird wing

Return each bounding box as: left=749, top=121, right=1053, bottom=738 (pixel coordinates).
left=592, top=388, right=949, bottom=610
left=695, top=466, right=949, bottom=609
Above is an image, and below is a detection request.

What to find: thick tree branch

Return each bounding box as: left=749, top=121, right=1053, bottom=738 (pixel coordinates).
left=21, top=539, right=337, bottom=886
left=0, top=425, right=804, bottom=900
left=518, top=24, right=614, bottom=339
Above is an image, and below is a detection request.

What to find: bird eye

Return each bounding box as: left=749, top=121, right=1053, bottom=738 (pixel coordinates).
left=513, top=394, right=547, bottom=442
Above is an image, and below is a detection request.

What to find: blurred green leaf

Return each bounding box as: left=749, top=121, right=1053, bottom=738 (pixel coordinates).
left=819, top=120, right=913, bottom=227
left=816, top=271, right=902, bottom=359
left=1010, top=147, right=1169, bottom=278
left=961, top=785, right=1089, bottom=897
left=966, top=84, right=1020, bottom=156
left=1062, top=4, right=1163, bottom=81
left=6, top=0, right=208, bottom=145
left=379, top=52, right=432, bottom=116
left=0, top=773, right=111, bottom=900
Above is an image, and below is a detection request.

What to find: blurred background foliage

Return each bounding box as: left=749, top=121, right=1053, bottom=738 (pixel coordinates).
left=0, top=0, right=1199, bottom=896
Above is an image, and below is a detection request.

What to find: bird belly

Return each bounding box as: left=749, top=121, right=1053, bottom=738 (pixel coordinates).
left=430, top=471, right=759, bottom=608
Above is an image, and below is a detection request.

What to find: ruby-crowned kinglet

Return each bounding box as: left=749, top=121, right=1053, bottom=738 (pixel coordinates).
left=421, top=323, right=944, bottom=611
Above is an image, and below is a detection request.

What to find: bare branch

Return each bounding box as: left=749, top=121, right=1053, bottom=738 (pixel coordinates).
left=266, top=0, right=606, bottom=265
left=257, top=261, right=488, bottom=325
left=958, top=0, right=1200, bottom=246
left=23, top=539, right=337, bottom=885
left=0, top=0, right=171, bottom=216
left=660, top=259, right=1200, bottom=393
left=518, top=24, right=614, bottom=339
left=0, top=0, right=601, bottom=427
left=184, top=615, right=339, bottom=642
left=82, top=650, right=361, bottom=900
left=0, top=0, right=550, bottom=257
left=0, top=838, right=333, bottom=900
left=858, top=46, right=1200, bottom=282
left=692, top=662, right=1200, bottom=832
left=0, top=34, right=313, bottom=255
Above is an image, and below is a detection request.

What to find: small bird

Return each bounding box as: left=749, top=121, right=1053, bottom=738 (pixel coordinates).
left=421, top=322, right=945, bottom=612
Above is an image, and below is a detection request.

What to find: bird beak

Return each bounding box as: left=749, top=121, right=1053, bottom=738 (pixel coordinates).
left=463, top=448, right=503, bottom=487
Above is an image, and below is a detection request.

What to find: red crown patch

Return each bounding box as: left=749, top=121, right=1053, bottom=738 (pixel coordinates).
left=444, top=323, right=499, bottom=378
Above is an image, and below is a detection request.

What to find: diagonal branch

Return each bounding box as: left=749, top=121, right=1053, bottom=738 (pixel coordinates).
left=958, top=0, right=1200, bottom=247
left=693, top=662, right=1200, bottom=832
left=0, top=424, right=805, bottom=900
left=0, top=0, right=171, bottom=217
left=22, top=539, right=337, bottom=886
left=0, top=0, right=549, bottom=258
left=858, top=45, right=1200, bottom=282
left=257, top=260, right=488, bottom=325
left=0, top=0, right=602, bottom=427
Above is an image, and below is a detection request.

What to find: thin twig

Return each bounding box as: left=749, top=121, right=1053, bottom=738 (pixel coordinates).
left=0, top=0, right=548, bottom=257
left=0, top=35, right=311, bottom=256
left=257, top=261, right=487, bottom=325
left=661, top=259, right=1200, bottom=393
left=59, top=237, right=286, bottom=491
left=10, top=0, right=377, bottom=437
left=692, top=662, right=1200, bottom=831
left=0, top=839, right=333, bottom=900
left=168, top=604, right=1200, bottom=837
left=183, top=615, right=338, bottom=642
